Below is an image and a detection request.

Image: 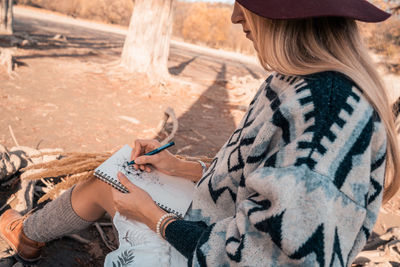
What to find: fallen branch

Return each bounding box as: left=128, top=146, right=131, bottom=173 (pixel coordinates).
left=97, top=222, right=113, bottom=227
left=35, top=139, right=44, bottom=150
left=67, top=234, right=91, bottom=244
left=156, top=107, right=178, bottom=145
left=118, top=115, right=140, bottom=125
left=95, top=222, right=116, bottom=251
left=176, top=155, right=213, bottom=164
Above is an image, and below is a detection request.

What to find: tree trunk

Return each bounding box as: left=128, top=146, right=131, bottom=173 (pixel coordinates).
left=121, top=0, right=173, bottom=83
left=0, top=0, right=13, bottom=34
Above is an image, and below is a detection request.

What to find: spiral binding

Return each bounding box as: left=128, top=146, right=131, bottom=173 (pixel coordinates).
left=94, top=170, right=129, bottom=193
left=156, top=201, right=182, bottom=217
left=94, top=170, right=182, bottom=217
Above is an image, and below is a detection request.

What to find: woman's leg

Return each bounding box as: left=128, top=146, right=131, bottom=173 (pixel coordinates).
left=71, top=177, right=116, bottom=221
left=22, top=177, right=116, bottom=243
left=0, top=177, right=117, bottom=263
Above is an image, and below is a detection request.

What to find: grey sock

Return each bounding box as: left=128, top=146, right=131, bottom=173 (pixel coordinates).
left=23, top=186, right=93, bottom=243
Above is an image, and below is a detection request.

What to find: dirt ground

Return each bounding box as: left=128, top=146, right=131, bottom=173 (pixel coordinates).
left=0, top=5, right=399, bottom=267
left=0, top=7, right=266, bottom=157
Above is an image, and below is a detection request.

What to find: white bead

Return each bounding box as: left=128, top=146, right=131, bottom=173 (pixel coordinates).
left=156, top=213, right=177, bottom=238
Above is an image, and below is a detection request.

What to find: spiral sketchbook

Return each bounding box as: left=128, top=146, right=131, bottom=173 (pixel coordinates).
left=94, top=145, right=195, bottom=217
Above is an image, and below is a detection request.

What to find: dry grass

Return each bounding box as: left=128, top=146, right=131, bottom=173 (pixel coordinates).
left=174, top=2, right=254, bottom=54
left=21, top=152, right=111, bottom=202
left=20, top=150, right=212, bottom=203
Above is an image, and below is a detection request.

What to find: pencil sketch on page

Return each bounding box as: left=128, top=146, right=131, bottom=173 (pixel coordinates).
left=116, top=157, right=164, bottom=187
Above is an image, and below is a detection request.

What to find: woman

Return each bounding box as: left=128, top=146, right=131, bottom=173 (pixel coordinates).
left=1, top=0, right=399, bottom=266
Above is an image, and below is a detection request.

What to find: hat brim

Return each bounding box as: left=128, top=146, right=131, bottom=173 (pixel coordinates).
left=237, top=0, right=391, bottom=23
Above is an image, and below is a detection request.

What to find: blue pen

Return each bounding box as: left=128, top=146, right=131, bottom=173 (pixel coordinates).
left=127, top=141, right=175, bottom=165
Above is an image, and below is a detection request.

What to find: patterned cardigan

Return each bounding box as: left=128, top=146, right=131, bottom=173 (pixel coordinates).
left=165, top=71, right=387, bottom=267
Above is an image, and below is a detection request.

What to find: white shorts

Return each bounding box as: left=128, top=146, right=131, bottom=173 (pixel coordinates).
left=104, top=212, right=187, bottom=267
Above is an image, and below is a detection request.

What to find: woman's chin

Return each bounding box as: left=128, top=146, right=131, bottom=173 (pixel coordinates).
left=245, top=34, right=256, bottom=46
left=246, top=37, right=258, bottom=52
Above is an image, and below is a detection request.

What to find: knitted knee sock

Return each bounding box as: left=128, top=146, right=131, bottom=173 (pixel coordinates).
left=23, top=186, right=93, bottom=243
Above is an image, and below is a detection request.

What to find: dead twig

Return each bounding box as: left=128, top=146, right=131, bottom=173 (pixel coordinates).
left=8, top=125, right=19, bottom=147
left=176, top=155, right=213, bottom=164
left=97, top=222, right=113, bottom=227
left=35, top=139, right=44, bottom=150
left=40, top=178, right=53, bottom=189
left=112, top=224, right=119, bottom=247
left=156, top=107, right=178, bottom=145
left=67, top=234, right=91, bottom=244
left=34, top=185, right=50, bottom=194
left=118, top=115, right=140, bottom=125
left=95, top=222, right=116, bottom=251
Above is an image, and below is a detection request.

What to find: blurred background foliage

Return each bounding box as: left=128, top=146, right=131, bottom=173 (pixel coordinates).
left=14, top=0, right=399, bottom=73
left=358, top=0, right=400, bottom=73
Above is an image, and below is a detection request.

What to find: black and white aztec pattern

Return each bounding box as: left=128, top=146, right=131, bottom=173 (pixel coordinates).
left=185, top=71, right=387, bottom=266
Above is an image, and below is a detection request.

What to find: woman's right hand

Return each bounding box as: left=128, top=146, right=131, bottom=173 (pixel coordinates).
left=130, top=139, right=181, bottom=176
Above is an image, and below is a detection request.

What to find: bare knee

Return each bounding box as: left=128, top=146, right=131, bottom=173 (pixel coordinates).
left=77, top=177, right=115, bottom=217
left=74, top=177, right=109, bottom=195
left=71, top=177, right=115, bottom=221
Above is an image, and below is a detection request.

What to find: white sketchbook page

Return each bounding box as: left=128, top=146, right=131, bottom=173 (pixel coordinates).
left=94, top=145, right=195, bottom=216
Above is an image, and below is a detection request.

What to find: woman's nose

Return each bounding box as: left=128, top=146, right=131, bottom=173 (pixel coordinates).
left=231, top=2, right=244, bottom=24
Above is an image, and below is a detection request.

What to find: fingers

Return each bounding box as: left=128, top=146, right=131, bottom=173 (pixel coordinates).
left=130, top=140, right=160, bottom=171
left=137, top=164, right=151, bottom=172
left=131, top=139, right=160, bottom=161
left=135, top=155, right=158, bottom=165
left=117, top=172, right=136, bottom=192
left=133, top=155, right=158, bottom=172
left=115, top=172, right=151, bottom=196
left=131, top=139, right=144, bottom=161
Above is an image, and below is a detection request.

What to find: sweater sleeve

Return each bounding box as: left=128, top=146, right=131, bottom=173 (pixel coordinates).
left=164, top=220, right=207, bottom=260
left=166, top=163, right=385, bottom=266
left=164, top=73, right=387, bottom=266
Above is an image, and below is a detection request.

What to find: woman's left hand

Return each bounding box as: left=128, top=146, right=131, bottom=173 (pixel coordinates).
left=111, top=172, right=166, bottom=231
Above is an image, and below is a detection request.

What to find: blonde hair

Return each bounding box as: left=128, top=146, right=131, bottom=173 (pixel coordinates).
left=242, top=9, right=400, bottom=203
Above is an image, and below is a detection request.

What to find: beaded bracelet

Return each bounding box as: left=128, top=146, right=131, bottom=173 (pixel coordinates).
left=156, top=213, right=177, bottom=238
left=160, top=216, right=177, bottom=239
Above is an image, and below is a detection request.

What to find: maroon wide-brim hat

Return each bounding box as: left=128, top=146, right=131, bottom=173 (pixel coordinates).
left=236, top=0, right=391, bottom=22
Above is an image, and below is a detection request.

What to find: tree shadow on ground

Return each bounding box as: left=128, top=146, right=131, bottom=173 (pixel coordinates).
left=15, top=51, right=98, bottom=60
left=168, top=56, right=197, bottom=75
left=161, top=63, right=238, bottom=158
left=0, top=15, right=124, bottom=60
